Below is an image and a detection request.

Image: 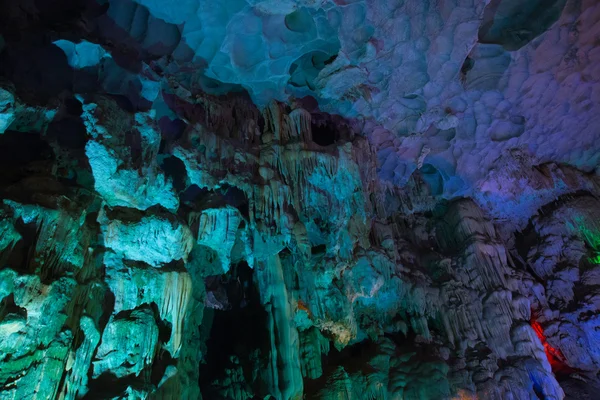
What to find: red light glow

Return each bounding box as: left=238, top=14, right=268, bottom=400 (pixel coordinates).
left=531, top=319, right=573, bottom=374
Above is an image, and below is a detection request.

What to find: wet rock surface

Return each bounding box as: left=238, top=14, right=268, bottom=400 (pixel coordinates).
left=0, top=0, right=599, bottom=399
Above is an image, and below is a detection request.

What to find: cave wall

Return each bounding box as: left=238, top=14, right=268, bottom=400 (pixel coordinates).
left=1, top=89, right=599, bottom=399
left=0, top=0, right=600, bottom=399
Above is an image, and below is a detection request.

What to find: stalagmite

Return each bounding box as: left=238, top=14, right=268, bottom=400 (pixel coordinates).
left=92, top=307, right=160, bottom=379
left=1, top=0, right=599, bottom=398
left=256, top=254, right=304, bottom=400
left=58, top=316, right=100, bottom=400
left=192, top=207, right=242, bottom=273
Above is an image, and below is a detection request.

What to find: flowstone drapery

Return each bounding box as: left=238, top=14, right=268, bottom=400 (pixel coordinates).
left=1, top=0, right=600, bottom=398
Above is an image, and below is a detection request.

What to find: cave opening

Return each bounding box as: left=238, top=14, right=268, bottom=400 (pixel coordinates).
left=0, top=293, right=27, bottom=322
left=180, top=183, right=250, bottom=220
left=160, top=155, right=188, bottom=192
left=47, top=116, right=87, bottom=150
left=0, top=130, right=55, bottom=191
left=303, top=339, right=378, bottom=397
left=311, top=121, right=338, bottom=147
left=158, top=117, right=187, bottom=153
left=311, top=244, right=327, bottom=255
left=199, top=262, right=270, bottom=399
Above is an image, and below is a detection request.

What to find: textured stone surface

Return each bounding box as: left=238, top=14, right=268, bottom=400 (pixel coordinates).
left=0, top=0, right=599, bottom=399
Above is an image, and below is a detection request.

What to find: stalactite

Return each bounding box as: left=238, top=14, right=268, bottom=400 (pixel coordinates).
left=58, top=316, right=100, bottom=400
left=256, top=254, right=304, bottom=400
left=289, top=108, right=312, bottom=144
left=1, top=10, right=599, bottom=396
left=193, top=207, right=242, bottom=273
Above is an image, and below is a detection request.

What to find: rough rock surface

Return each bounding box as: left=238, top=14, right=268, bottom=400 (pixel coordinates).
left=0, top=0, right=599, bottom=399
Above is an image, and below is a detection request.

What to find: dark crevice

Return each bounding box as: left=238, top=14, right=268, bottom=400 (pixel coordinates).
left=536, top=190, right=596, bottom=217
left=64, top=96, right=84, bottom=115
left=199, top=262, right=270, bottom=399
left=0, top=43, right=74, bottom=106
left=150, top=349, right=175, bottom=387
left=311, top=121, right=337, bottom=147
left=304, top=339, right=377, bottom=397
left=85, top=370, right=152, bottom=399
left=103, top=204, right=181, bottom=225
left=179, top=183, right=249, bottom=220
left=47, top=116, right=88, bottom=150
left=515, top=220, right=536, bottom=266
left=158, top=117, right=187, bottom=153
left=125, top=129, right=143, bottom=170
left=0, top=293, right=28, bottom=322
left=160, top=156, right=188, bottom=192
left=105, top=94, right=136, bottom=113
left=0, top=130, right=55, bottom=187
left=311, top=244, right=327, bottom=255
left=460, top=55, right=474, bottom=84
left=8, top=219, right=40, bottom=274
left=97, top=288, right=115, bottom=333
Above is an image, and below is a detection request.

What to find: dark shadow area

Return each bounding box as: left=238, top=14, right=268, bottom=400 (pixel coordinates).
left=0, top=293, right=28, bottom=322
left=106, top=93, right=137, bottom=113
left=0, top=43, right=74, bottom=106
left=44, top=100, right=96, bottom=188
left=199, top=262, right=270, bottom=399
left=460, top=56, right=474, bottom=78
left=514, top=221, right=536, bottom=267
left=180, top=184, right=211, bottom=205
left=179, top=184, right=249, bottom=220
left=311, top=120, right=337, bottom=146
left=160, top=155, right=188, bottom=192
left=125, top=127, right=143, bottom=169
left=322, top=339, right=377, bottom=374
left=150, top=349, right=175, bottom=389
left=47, top=117, right=88, bottom=150
left=0, top=130, right=55, bottom=187
left=311, top=244, right=327, bottom=256
left=222, top=184, right=249, bottom=218
left=303, top=339, right=377, bottom=397
left=85, top=371, right=151, bottom=400
left=0, top=0, right=96, bottom=42
left=158, top=117, right=187, bottom=152
left=557, top=374, right=600, bottom=400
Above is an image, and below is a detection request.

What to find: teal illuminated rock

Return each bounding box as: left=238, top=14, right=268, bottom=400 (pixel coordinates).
left=0, top=1, right=599, bottom=397
left=0, top=88, right=16, bottom=134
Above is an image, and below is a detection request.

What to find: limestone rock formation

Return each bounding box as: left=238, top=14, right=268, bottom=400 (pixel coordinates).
left=0, top=0, right=599, bottom=399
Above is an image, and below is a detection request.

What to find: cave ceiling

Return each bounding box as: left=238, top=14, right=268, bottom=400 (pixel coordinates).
left=1, top=0, right=600, bottom=399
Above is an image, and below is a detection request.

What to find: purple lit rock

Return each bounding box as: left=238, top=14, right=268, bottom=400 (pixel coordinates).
left=0, top=0, right=599, bottom=399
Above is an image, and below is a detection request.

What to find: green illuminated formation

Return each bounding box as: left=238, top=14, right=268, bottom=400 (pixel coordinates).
left=1, top=0, right=600, bottom=398
left=567, top=216, right=600, bottom=264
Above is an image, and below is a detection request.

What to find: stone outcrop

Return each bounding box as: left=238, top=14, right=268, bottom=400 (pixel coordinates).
left=1, top=89, right=597, bottom=398
left=0, top=0, right=599, bottom=399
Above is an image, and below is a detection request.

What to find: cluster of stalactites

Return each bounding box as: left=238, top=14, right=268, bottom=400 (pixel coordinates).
left=263, top=102, right=312, bottom=145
